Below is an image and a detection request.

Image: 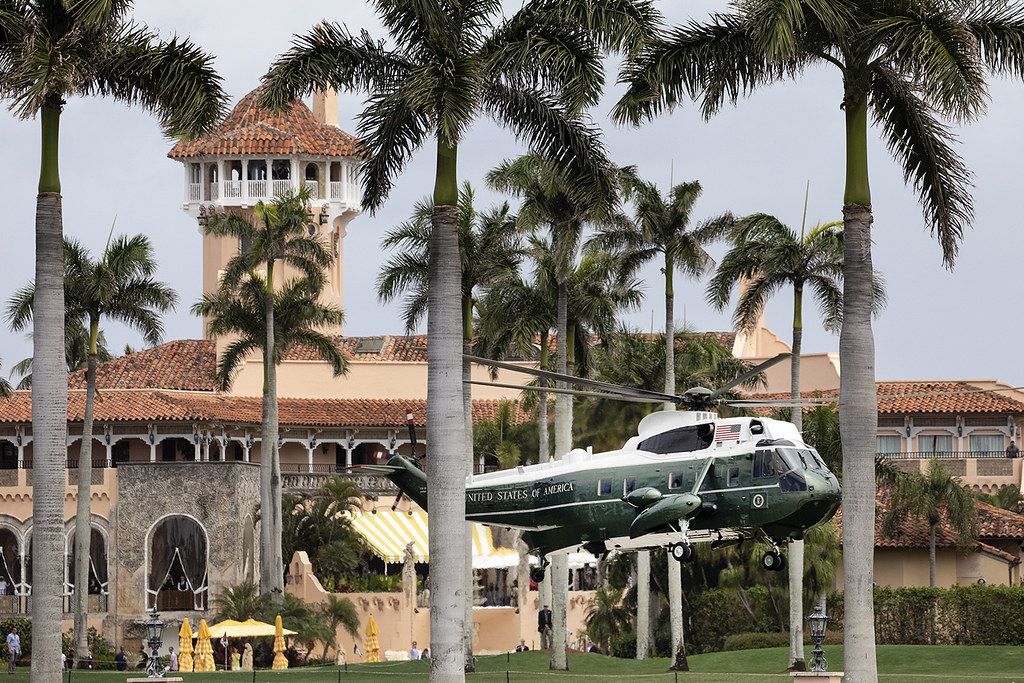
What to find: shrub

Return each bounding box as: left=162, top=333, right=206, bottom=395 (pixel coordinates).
left=0, top=618, right=32, bottom=659
left=723, top=631, right=789, bottom=651
left=61, top=627, right=116, bottom=670
left=609, top=631, right=636, bottom=659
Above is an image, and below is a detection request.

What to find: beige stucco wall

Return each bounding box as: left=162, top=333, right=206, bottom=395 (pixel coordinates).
left=834, top=546, right=1020, bottom=589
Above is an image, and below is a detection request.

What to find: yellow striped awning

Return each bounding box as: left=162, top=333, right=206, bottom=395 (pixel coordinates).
left=350, top=510, right=495, bottom=564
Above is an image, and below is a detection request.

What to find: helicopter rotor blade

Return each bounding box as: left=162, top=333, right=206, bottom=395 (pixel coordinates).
left=465, top=380, right=671, bottom=403
left=709, top=352, right=792, bottom=398
left=465, top=355, right=676, bottom=403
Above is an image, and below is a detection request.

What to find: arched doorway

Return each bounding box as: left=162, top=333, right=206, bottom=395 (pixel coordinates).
left=148, top=515, right=208, bottom=611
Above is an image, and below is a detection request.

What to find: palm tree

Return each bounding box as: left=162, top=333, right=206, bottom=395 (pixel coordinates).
left=0, top=2, right=224, bottom=671
left=214, top=581, right=268, bottom=622
left=0, top=361, right=10, bottom=398
left=593, top=176, right=729, bottom=668
left=193, top=271, right=347, bottom=600
left=200, top=189, right=336, bottom=602
left=319, top=594, right=360, bottom=663
left=472, top=400, right=537, bottom=470
left=7, top=233, right=177, bottom=667
left=10, top=324, right=115, bottom=389
left=707, top=214, right=846, bottom=670
left=261, top=4, right=657, bottom=674
left=882, top=459, right=979, bottom=587
left=614, top=4, right=1024, bottom=678
left=282, top=477, right=365, bottom=587
left=584, top=586, right=629, bottom=655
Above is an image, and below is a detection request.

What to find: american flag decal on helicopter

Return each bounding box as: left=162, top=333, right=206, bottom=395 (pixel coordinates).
left=714, top=423, right=741, bottom=442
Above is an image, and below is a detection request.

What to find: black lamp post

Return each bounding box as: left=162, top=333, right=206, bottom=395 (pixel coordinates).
left=144, top=611, right=167, bottom=678
left=806, top=604, right=831, bottom=672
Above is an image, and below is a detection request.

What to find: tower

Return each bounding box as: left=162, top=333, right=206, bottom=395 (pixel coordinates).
left=168, top=87, right=361, bottom=337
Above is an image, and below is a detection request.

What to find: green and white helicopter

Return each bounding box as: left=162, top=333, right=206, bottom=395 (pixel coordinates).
left=360, top=353, right=841, bottom=581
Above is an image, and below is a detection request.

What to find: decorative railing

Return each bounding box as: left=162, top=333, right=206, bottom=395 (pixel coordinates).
left=304, top=180, right=319, bottom=199
left=224, top=180, right=242, bottom=198
left=247, top=179, right=267, bottom=198
left=210, top=184, right=219, bottom=201
left=282, top=471, right=398, bottom=496
left=271, top=179, right=292, bottom=196
left=187, top=183, right=202, bottom=201
left=878, top=450, right=1010, bottom=460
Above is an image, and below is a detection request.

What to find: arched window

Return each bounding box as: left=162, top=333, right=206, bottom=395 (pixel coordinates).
left=148, top=516, right=208, bottom=611
left=66, top=528, right=109, bottom=595
left=0, top=527, right=20, bottom=611
left=241, top=517, right=255, bottom=584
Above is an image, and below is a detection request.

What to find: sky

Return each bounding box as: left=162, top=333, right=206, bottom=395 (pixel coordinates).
left=1, top=1, right=1023, bottom=387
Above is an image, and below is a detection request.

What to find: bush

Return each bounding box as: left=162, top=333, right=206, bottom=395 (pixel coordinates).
left=609, top=631, right=636, bottom=659
left=723, top=632, right=789, bottom=651
left=61, top=627, right=116, bottom=670
left=0, top=618, right=31, bottom=659
left=336, top=574, right=402, bottom=593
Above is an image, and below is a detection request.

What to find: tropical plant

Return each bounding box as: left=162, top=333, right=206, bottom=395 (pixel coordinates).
left=6, top=234, right=176, bottom=666
left=975, top=484, right=1023, bottom=513
left=707, top=213, right=849, bottom=669
left=318, top=594, right=360, bottom=663
left=261, top=1, right=658, bottom=671
left=0, top=360, right=10, bottom=399
left=281, top=477, right=366, bottom=586
left=615, top=3, right=1024, bottom=678
left=882, top=459, right=979, bottom=588
left=802, top=401, right=842, bottom=480
left=0, top=1, right=224, bottom=671
left=593, top=176, right=730, bottom=668
left=198, top=188, right=341, bottom=602
left=214, top=581, right=268, bottom=622
left=803, top=521, right=841, bottom=610
left=10, top=324, right=115, bottom=389
left=585, top=586, right=630, bottom=655
left=472, top=400, right=537, bottom=469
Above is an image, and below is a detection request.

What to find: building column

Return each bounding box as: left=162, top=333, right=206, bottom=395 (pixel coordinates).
left=242, top=159, right=249, bottom=201
left=307, top=444, right=315, bottom=473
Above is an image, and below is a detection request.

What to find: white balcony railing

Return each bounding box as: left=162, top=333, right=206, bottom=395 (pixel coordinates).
left=271, top=179, right=291, bottom=197
left=187, top=183, right=202, bottom=202
left=210, top=184, right=220, bottom=201
left=224, top=180, right=242, bottom=198
left=305, top=180, right=319, bottom=199
left=247, top=179, right=268, bottom=198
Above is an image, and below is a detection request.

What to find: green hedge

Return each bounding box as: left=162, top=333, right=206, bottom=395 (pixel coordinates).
left=0, top=618, right=31, bottom=660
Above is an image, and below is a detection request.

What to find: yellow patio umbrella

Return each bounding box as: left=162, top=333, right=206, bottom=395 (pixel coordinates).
left=193, top=619, right=216, bottom=672
left=364, top=615, right=380, bottom=663
left=177, top=618, right=194, bottom=672
left=272, top=614, right=289, bottom=670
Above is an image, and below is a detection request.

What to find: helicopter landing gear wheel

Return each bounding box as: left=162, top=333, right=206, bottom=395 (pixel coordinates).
left=530, top=566, right=546, bottom=583
left=761, top=550, right=786, bottom=572
left=669, top=542, right=696, bottom=563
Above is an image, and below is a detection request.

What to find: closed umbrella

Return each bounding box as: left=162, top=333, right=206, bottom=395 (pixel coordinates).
left=193, top=619, right=216, bottom=672
left=178, top=618, right=194, bottom=672
left=364, top=615, right=380, bottom=663
left=272, top=614, right=289, bottom=670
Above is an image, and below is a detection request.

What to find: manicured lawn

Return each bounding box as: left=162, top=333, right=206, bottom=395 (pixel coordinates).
left=16, top=646, right=1024, bottom=682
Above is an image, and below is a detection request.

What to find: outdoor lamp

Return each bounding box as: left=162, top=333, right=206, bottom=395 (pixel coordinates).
left=144, top=611, right=166, bottom=678
left=319, top=204, right=329, bottom=224
left=806, top=604, right=831, bottom=672
left=197, top=205, right=208, bottom=227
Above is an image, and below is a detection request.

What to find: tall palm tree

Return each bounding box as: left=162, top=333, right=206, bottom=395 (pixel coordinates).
left=262, top=4, right=657, bottom=675
left=707, top=214, right=846, bottom=670
left=193, top=270, right=347, bottom=600
left=319, top=593, right=361, bottom=663
left=592, top=176, right=729, bottom=668
left=584, top=586, right=629, bottom=655
left=10, top=324, right=115, bottom=390
left=7, top=233, right=177, bottom=667
left=201, top=189, right=334, bottom=602
left=0, top=360, right=10, bottom=398
left=882, top=459, right=979, bottom=587
left=614, top=4, right=1024, bottom=679
left=0, top=2, right=224, bottom=672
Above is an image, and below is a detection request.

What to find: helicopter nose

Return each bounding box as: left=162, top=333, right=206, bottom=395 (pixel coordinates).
left=807, top=470, right=841, bottom=501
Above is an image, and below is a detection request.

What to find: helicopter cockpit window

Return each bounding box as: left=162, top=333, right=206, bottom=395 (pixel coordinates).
left=777, top=449, right=808, bottom=491
left=669, top=472, right=684, bottom=489
left=638, top=424, right=714, bottom=455
left=623, top=477, right=636, bottom=496
left=753, top=450, right=779, bottom=478
left=598, top=478, right=612, bottom=496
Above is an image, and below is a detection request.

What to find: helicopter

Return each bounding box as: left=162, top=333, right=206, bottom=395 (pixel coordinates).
left=356, top=352, right=842, bottom=581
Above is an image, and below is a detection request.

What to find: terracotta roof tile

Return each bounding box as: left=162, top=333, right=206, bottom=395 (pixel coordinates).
left=67, top=340, right=217, bottom=391
left=284, top=335, right=428, bottom=363
left=0, top=391, right=532, bottom=429
left=168, top=87, right=361, bottom=160
left=747, top=380, right=1024, bottom=415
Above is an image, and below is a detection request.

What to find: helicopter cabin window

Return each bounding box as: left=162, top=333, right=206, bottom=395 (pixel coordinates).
left=623, top=477, right=636, bottom=496
left=777, top=449, right=808, bottom=492
left=668, top=472, right=684, bottom=489
left=597, top=478, right=612, bottom=496
left=754, top=450, right=780, bottom=478
left=727, top=466, right=740, bottom=487
left=638, top=424, right=714, bottom=455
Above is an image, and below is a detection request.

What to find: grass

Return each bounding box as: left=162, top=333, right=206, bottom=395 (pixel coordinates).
left=15, top=646, right=1024, bottom=682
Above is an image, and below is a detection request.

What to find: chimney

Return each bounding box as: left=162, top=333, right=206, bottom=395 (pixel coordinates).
left=312, top=88, right=339, bottom=127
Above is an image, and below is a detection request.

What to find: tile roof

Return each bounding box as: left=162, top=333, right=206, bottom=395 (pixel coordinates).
left=285, top=335, right=428, bottom=363
left=0, top=391, right=532, bottom=428
left=834, top=488, right=1024, bottom=553
left=168, top=87, right=361, bottom=160
left=746, top=380, right=1024, bottom=415
left=67, top=340, right=217, bottom=391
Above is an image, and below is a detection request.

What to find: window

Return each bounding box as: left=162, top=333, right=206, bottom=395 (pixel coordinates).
left=0, top=527, right=21, bottom=591
left=638, top=424, right=714, bottom=454
left=112, top=441, right=129, bottom=466
left=148, top=516, right=208, bottom=611
left=727, top=467, right=740, bottom=487
left=968, top=433, right=1004, bottom=457
left=623, top=477, right=636, bottom=496
left=669, top=472, right=684, bottom=489
left=918, top=434, right=954, bottom=456
left=876, top=434, right=903, bottom=456
left=67, top=528, right=108, bottom=596
left=754, top=450, right=777, bottom=478
left=0, top=442, right=16, bottom=470
left=597, top=478, right=612, bottom=496
left=161, top=440, right=176, bottom=462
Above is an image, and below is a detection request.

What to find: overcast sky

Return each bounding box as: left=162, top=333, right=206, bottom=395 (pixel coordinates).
left=2, top=1, right=1022, bottom=387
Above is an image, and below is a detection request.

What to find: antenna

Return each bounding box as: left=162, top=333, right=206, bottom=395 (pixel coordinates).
left=801, top=180, right=809, bottom=240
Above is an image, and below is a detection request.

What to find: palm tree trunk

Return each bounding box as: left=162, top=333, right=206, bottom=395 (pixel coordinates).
left=664, top=258, right=675, bottom=408
left=788, top=289, right=805, bottom=670
left=462, top=332, right=475, bottom=673
left=32, top=102, right=66, bottom=683
left=538, top=332, right=549, bottom=462
left=929, top=524, right=936, bottom=588
left=840, top=91, right=879, bottom=683
left=663, top=261, right=686, bottom=671
left=428, top=135, right=467, bottom=682
left=74, top=331, right=99, bottom=668
left=550, top=281, right=570, bottom=671
left=635, top=550, right=650, bottom=659
left=262, top=269, right=284, bottom=601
